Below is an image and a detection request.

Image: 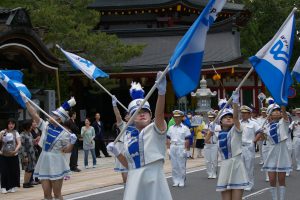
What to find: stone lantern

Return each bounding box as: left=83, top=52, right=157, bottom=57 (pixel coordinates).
left=191, top=76, right=217, bottom=114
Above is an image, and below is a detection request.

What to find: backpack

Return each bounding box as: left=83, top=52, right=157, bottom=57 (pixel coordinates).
left=1, top=131, right=17, bottom=157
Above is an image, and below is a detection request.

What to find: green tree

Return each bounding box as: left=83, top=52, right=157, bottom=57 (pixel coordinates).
left=240, top=0, right=300, bottom=107
left=1, top=0, right=144, bottom=100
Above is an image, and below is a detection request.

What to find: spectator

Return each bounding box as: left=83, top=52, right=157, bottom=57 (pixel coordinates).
left=68, top=111, right=81, bottom=172
left=0, top=118, right=21, bottom=194
left=19, top=120, right=37, bottom=188
left=81, top=118, right=97, bottom=169
left=92, top=113, right=111, bottom=158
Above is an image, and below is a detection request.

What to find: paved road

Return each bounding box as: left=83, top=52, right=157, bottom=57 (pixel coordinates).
left=65, top=158, right=300, bottom=200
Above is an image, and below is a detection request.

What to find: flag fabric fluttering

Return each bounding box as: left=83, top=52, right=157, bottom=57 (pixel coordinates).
left=57, top=46, right=109, bottom=80
left=249, top=8, right=296, bottom=106
left=0, top=70, right=31, bottom=108
left=292, top=56, right=300, bottom=82
left=168, top=0, right=226, bottom=97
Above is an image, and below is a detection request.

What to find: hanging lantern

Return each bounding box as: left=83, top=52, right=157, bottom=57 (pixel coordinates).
left=212, top=74, right=221, bottom=81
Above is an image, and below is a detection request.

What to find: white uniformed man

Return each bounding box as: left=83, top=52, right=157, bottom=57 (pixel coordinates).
left=167, top=110, right=191, bottom=187
left=256, top=107, right=268, bottom=165
left=291, top=108, right=300, bottom=171
left=204, top=111, right=221, bottom=179
left=240, top=105, right=261, bottom=191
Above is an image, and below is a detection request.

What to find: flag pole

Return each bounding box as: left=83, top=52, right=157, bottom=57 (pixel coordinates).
left=92, top=79, right=128, bottom=112
left=21, top=93, right=72, bottom=135
left=212, top=67, right=254, bottom=125
left=113, top=65, right=170, bottom=144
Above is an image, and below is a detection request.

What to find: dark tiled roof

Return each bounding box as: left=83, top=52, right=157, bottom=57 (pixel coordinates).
left=88, top=0, right=245, bottom=11
left=119, top=30, right=241, bottom=70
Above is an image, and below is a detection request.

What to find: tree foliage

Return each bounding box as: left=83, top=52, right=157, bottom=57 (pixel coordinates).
left=240, top=0, right=300, bottom=107
left=1, top=0, right=144, bottom=67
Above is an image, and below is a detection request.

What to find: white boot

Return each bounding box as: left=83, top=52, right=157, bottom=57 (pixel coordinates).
left=270, top=187, right=278, bottom=200
left=279, top=186, right=286, bottom=200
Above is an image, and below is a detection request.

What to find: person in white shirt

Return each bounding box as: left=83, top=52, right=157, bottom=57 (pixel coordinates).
left=256, top=108, right=267, bottom=165
left=167, top=110, right=191, bottom=187
left=215, top=91, right=249, bottom=200
left=106, top=72, right=172, bottom=200
left=204, top=111, right=221, bottom=179
left=290, top=108, right=300, bottom=171
left=240, top=105, right=261, bottom=191
left=256, top=104, right=292, bottom=200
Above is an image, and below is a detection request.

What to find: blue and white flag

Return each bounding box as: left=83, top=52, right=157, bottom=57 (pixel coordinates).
left=168, top=0, right=226, bottom=97
left=249, top=8, right=296, bottom=106
left=292, top=56, right=300, bottom=82
left=0, top=70, right=31, bottom=108
left=58, top=46, right=109, bottom=80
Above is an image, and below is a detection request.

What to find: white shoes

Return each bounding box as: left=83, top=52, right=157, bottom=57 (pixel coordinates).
left=178, top=182, right=185, bottom=187
left=93, top=165, right=97, bottom=168
left=265, top=177, right=269, bottom=182
left=211, top=174, right=217, bottom=179
left=1, top=188, right=7, bottom=194
left=7, top=188, right=16, bottom=193
left=296, top=167, right=300, bottom=171
left=172, top=183, right=179, bottom=187
left=85, top=166, right=89, bottom=169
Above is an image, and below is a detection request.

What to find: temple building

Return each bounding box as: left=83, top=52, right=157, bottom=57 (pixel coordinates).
left=85, top=0, right=263, bottom=115
left=0, top=7, right=60, bottom=127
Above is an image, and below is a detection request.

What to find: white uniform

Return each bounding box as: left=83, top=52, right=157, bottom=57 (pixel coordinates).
left=204, top=122, right=221, bottom=179
left=256, top=116, right=267, bottom=164
left=240, top=119, right=260, bottom=190
left=167, top=123, right=191, bottom=186
left=34, top=120, right=71, bottom=180
left=290, top=120, right=300, bottom=170
left=262, top=119, right=292, bottom=173
left=123, top=122, right=172, bottom=200
left=216, top=125, right=249, bottom=191
left=114, top=121, right=128, bottom=173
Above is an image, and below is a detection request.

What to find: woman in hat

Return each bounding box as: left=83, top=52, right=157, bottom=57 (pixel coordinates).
left=258, top=103, right=292, bottom=200
left=24, top=98, right=77, bottom=200
left=107, top=72, right=172, bottom=200
left=214, top=91, right=249, bottom=200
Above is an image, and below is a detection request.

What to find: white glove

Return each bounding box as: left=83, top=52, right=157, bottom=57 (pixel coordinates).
left=106, top=142, right=120, bottom=157
left=155, top=71, right=167, bottom=95
left=112, top=95, right=117, bottom=107
left=208, top=123, right=215, bottom=132
left=232, top=90, right=240, bottom=104
left=70, top=133, right=77, bottom=144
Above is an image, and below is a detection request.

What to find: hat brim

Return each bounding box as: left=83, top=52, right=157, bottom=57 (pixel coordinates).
left=241, top=110, right=251, bottom=113
left=173, top=114, right=183, bottom=117
left=208, top=115, right=215, bottom=118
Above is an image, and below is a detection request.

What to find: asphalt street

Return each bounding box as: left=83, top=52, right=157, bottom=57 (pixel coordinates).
left=65, top=158, right=300, bottom=200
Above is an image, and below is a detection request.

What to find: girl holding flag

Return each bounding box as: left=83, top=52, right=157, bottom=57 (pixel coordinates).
left=106, top=72, right=172, bottom=200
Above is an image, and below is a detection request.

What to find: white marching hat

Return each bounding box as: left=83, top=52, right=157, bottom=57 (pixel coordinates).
left=128, top=82, right=151, bottom=116
left=219, top=108, right=233, bottom=122
left=267, top=104, right=280, bottom=115
left=52, top=97, right=76, bottom=122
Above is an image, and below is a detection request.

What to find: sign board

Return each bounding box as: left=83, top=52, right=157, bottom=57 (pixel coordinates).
left=190, top=115, right=203, bottom=127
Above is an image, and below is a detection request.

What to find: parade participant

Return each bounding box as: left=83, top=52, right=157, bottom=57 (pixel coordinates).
left=167, top=110, right=191, bottom=187
left=25, top=97, right=77, bottom=200
left=240, top=105, right=261, bottom=191
left=259, top=104, right=292, bottom=200
left=19, top=120, right=37, bottom=188
left=204, top=110, right=221, bottom=179
left=68, top=111, right=81, bottom=172
left=257, top=107, right=271, bottom=181
left=291, top=108, right=300, bottom=171
left=106, top=72, right=172, bottom=200
left=111, top=95, right=129, bottom=184
left=215, top=91, right=249, bottom=200
left=256, top=107, right=268, bottom=165
left=0, top=118, right=21, bottom=194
